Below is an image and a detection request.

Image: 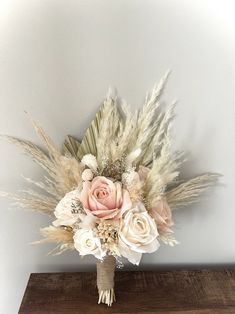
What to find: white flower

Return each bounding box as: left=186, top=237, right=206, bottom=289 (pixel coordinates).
left=74, top=229, right=105, bottom=260
left=53, top=190, right=84, bottom=227
left=82, top=169, right=94, bottom=181
left=122, top=169, right=139, bottom=186
left=80, top=213, right=98, bottom=229
left=118, top=203, right=160, bottom=265
left=81, top=154, right=98, bottom=172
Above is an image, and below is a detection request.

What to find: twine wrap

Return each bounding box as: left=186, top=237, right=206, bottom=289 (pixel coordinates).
left=96, top=255, right=116, bottom=306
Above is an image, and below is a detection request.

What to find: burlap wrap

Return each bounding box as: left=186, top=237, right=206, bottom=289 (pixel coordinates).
left=96, top=255, right=116, bottom=292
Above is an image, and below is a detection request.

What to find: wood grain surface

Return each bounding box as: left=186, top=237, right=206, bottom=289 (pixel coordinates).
left=19, top=269, right=235, bottom=314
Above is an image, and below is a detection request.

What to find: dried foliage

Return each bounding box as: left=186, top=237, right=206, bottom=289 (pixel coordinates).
left=0, top=191, right=57, bottom=215
left=35, top=226, right=74, bottom=255
left=0, top=135, right=53, bottom=174
left=1, top=122, right=84, bottom=202
left=166, top=173, right=221, bottom=209
left=127, top=71, right=171, bottom=162
left=144, top=144, right=184, bottom=208
left=62, top=135, right=81, bottom=158
left=96, top=97, right=121, bottom=166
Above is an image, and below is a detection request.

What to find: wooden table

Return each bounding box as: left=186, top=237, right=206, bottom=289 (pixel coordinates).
left=19, top=269, right=235, bottom=313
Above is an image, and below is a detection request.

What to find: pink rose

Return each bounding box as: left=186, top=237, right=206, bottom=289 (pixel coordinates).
left=149, top=197, right=174, bottom=233
left=80, top=176, right=132, bottom=219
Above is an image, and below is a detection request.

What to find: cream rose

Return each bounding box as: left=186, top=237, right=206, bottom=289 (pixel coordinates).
left=73, top=229, right=105, bottom=260
left=118, top=203, right=159, bottom=265
left=80, top=176, right=132, bottom=220
left=53, top=190, right=84, bottom=227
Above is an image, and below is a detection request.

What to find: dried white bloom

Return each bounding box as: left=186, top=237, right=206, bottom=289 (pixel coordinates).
left=73, top=229, right=106, bottom=260
left=82, top=169, right=94, bottom=181
left=94, top=220, right=119, bottom=255
left=81, top=154, right=98, bottom=172
left=80, top=213, right=98, bottom=229
left=122, top=169, right=139, bottom=186
left=53, top=190, right=84, bottom=227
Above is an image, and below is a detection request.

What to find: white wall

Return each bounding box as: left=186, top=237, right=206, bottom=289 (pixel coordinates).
left=0, top=0, right=234, bottom=313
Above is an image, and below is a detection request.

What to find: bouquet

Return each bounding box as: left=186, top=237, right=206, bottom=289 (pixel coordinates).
left=1, top=73, right=219, bottom=306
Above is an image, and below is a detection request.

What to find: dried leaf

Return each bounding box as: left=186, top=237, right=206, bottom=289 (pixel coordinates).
left=62, top=135, right=81, bottom=158
left=76, top=104, right=104, bottom=160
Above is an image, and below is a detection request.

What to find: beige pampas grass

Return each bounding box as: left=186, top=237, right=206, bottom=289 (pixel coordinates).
left=96, top=96, right=121, bottom=165
left=92, top=71, right=172, bottom=168
left=0, top=191, right=57, bottom=215
left=127, top=71, right=171, bottom=162
left=52, top=155, right=84, bottom=196
left=166, top=173, right=221, bottom=209
left=140, top=101, right=177, bottom=167
left=144, top=149, right=184, bottom=208
left=109, top=101, right=137, bottom=162
left=39, top=226, right=74, bottom=244
left=0, top=135, right=54, bottom=175
left=1, top=120, right=84, bottom=214
left=29, top=120, right=83, bottom=196
left=34, top=226, right=74, bottom=254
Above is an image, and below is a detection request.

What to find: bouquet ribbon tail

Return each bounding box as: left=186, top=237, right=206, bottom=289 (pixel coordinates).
left=97, top=255, right=116, bottom=306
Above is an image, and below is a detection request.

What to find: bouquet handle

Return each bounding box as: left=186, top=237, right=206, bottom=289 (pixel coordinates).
left=96, top=255, right=116, bottom=306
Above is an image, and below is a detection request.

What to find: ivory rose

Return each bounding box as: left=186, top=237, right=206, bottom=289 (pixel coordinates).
left=80, top=176, right=132, bottom=219
left=53, top=190, right=84, bottom=227
left=73, top=229, right=105, bottom=260
left=118, top=203, right=159, bottom=265
left=149, top=197, right=173, bottom=233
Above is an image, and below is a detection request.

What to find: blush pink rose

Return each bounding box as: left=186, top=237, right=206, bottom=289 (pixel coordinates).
left=149, top=197, right=174, bottom=233
left=80, top=176, right=132, bottom=220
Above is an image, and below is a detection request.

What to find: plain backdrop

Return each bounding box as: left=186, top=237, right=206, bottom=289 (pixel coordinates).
left=0, top=0, right=235, bottom=313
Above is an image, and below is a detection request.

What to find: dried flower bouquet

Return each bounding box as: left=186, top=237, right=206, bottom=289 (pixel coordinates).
left=1, top=72, right=219, bottom=306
